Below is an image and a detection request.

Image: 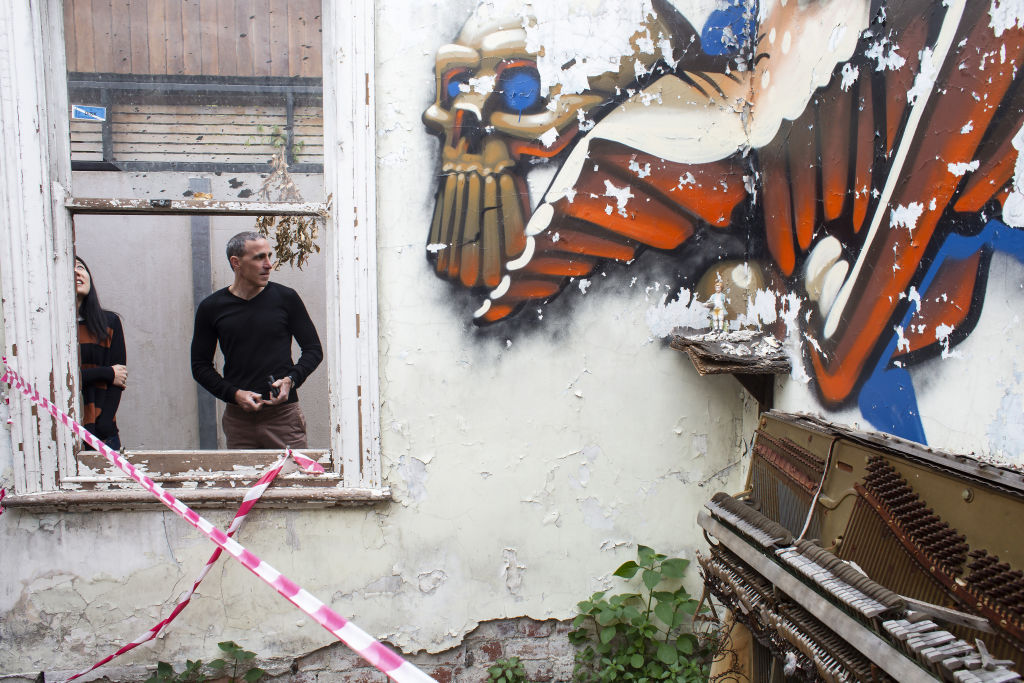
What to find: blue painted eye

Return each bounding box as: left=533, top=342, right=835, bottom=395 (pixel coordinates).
left=500, top=70, right=541, bottom=113
left=447, top=79, right=464, bottom=99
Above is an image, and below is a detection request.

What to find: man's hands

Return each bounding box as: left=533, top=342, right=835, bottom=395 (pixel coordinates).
left=234, top=389, right=264, bottom=412
left=263, top=376, right=294, bottom=406
left=233, top=376, right=294, bottom=412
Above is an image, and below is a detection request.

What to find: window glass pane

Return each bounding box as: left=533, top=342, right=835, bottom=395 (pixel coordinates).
left=63, top=0, right=324, bottom=199
left=72, top=208, right=329, bottom=452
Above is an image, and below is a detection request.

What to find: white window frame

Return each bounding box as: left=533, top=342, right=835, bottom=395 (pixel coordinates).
left=0, top=0, right=385, bottom=508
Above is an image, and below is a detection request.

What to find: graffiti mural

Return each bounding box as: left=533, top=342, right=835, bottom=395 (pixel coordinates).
left=423, top=0, right=1024, bottom=443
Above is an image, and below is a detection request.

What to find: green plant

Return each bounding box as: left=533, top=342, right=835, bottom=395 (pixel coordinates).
left=209, top=640, right=266, bottom=682
left=143, top=641, right=265, bottom=683
left=487, top=655, right=533, bottom=682
left=569, top=545, right=718, bottom=682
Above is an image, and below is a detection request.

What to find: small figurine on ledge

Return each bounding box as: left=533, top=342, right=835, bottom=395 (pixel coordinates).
left=705, top=278, right=729, bottom=333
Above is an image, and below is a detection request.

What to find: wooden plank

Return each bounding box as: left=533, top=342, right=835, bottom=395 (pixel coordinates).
left=287, top=0, right=302, bottom=76
left=128, top=0, right=148, bottom=73
left=111, top=112, right=289, bottom=124
left=215, top=0, right=236, bottom=75
left=1, top=485, right=390, bottom=511
left=112, top=136, right=272, bottom=148
left=90, top=0, right=114, bottom=72
left=234, top=0, right=253, bottom=77
left=63, top=0, right=78, bottom=72
left=146, top=0, right=167, bottom=74
left=301, top=0, right=321, bottom=77
left=181, top=0, right=201, bottom=73
left=110, top=0, right=131, bottom=73
left=72, top=0, right=95, bottom=72
left=198, top=0, right=218, bottom=74
left=112, top=122, right=283, bottom=135
left=67, top=197, right=327, bottom=215
left=268, top=0, right=286, bottom=77
left=249, top=0, right=270, bottom=77
left=164, top=0, right=184, bottom=74
left=114, top=103, right=287, bottom=115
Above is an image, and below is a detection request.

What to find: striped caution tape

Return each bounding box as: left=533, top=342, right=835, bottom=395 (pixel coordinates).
left=1, top=359, right=435, bottom=683
left=63, top=449, right=320, bottom=682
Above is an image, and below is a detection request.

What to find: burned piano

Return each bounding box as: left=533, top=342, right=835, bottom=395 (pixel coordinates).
left=699, top=411, right=1024, bottom=682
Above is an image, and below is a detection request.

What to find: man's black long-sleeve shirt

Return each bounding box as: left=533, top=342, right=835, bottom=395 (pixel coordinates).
left=191, top=282, right=323, bottom=405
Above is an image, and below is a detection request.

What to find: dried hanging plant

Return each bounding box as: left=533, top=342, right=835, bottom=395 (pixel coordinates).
left=253, top=130, right=324, bottom=270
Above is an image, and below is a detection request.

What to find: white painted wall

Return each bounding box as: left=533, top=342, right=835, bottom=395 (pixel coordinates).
left=0, top=3, right=755, bottom=676
left=10, top=0, right=1024, bottom=676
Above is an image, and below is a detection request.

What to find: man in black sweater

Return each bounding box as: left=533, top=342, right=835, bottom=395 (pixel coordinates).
left=191, top=231, right=323, bottom=449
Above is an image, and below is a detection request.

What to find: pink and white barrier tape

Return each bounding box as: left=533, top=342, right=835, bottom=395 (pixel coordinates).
left=1, top=360, right=435, bottom=683
left=63, top=449, right=320, bottom=682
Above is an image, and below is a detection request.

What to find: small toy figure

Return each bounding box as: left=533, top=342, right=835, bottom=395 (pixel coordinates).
left=706, top=279, right=729, bottom=333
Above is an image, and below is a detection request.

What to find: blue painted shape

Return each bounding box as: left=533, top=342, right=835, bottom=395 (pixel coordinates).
left=701, top=0, right=757, bottom=56
left=859, top=364, right=927, bottom=444
left=446, top=80, right=463, bottom=99
left=71, top=105, right=106, bottom=121
left=858, top=219, right=1024, bottom=443
left=501, top=70, right=540, bottom=114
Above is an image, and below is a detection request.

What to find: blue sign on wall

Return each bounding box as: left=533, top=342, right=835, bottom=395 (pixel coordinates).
left=71, top=105, right=106, bottom=121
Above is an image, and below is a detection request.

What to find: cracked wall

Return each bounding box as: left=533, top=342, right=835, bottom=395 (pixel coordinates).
left=5, top=0, right=1024, bottom=678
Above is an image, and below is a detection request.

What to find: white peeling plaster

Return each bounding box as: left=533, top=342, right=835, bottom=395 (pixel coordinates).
left=645, top=288, right=709, bottom=336
left=932, top=322, right=961, bottom=360
left=840, top=62, right=860, bottom=91
left=628, top=158, right=652, bottom=178
left=779, top=292, right=812, bottom=384
left=1000, top=122, right=1024, bottom=226
left=738, top=288, right=779, bottom=328
left=467, top=74, right=497, bottom=95
left=519, top=0, right=659, bottom=96
left=987, top=369, right=1024, bottom=461
left=396, top=455, right=429, bottom=504
left=890, top=201, right=925, bottom=238
left=418, top=569, right=448, bottom=594
left=579, top=496, right=616, bottom=531
left=962, top=120, right=975, bottom=134
left=603, top=179, right=635, bottom=216
left=947, top=160, right=980, bottom=176
left=865, top=37, right=907, bottom=71
left=501, top=548, right=526, bottom=597
left=538, top=126, right=560, bottom=148
left=906, top=47, right=938, bottom=105
left=990, top=0, right=1024, bottom=37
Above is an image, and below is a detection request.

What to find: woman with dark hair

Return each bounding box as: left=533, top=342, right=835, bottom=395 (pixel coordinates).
left=75, top=256, right=127, bottom=450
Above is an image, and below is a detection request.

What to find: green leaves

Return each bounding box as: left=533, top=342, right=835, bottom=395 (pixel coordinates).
left=613, top=560, right=640, bottom=578
left=571, top=545, right=717, bottom=683
left=660, top=558, right=690, bottom=578
left=146, top=641, right=264, bottom=683
left=656, top=642, right=678, bottom=665
left=487, top=656, right=531, bottom=683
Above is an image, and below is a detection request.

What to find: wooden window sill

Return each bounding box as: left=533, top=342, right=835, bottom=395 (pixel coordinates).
left=1, top=485, right=391, bottom=511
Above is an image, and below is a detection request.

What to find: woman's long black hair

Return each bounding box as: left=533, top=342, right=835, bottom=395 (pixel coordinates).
left=76, top=257, right=115, bottom=341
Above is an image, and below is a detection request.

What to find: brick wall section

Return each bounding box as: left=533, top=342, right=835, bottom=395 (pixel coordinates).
left=268, top=617, right=576, bottom=683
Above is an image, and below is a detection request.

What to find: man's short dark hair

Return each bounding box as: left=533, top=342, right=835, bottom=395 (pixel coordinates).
left=226, top=231, right=263, bottom=264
